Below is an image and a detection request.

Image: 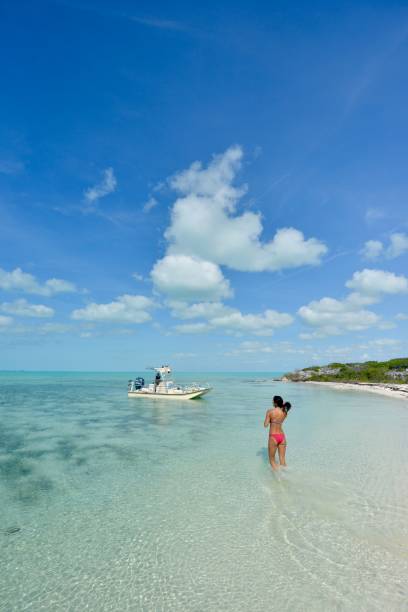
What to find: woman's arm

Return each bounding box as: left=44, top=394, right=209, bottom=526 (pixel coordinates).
left=264, top=410, right=271, bottom=428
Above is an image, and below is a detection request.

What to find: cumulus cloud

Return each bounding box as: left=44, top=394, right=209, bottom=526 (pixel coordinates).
left=150, top=146, right=327, bottom=304
left=298, top=268, right=408, bottom=337
left=43, top=278, right=76, bottom=294
left=361, top=233, right=408, bottom=261
left=0, top=267, right=77, bottom=296
left=346, top=269, right=408, bottom=296
left=361, top=240, right=383, bottom=260
left=84, top=167, right=117, bottom=204
left=71, top=294, right=154, bottom=323
left=387, top=233, right=408, bottom=259
left=171, top=300, right=293, bottom=336
left=0, top=299, right=54, bottom=318
left=396, top=313, right=408, bottom=321
left=298, top=296, right=380, bottom=336
left=151, top=255, right=232, bottom=302
left=164, top=146, right=327, bottom=273
left=168, top=300, right=231, bottom=320
left=210, top=309, right=293, bottom=336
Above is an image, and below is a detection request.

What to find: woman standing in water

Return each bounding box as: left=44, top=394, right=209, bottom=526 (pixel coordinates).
left=264, top=395, right=292, bottom=470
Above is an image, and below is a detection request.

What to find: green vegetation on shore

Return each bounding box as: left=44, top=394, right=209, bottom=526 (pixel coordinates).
left=285, top=358, right=408, bottom=383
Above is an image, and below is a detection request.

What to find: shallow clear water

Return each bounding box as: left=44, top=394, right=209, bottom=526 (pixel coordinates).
left=0, top=372, right=407, bottom=611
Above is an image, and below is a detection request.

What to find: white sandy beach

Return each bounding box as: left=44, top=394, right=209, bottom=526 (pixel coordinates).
left=303, top=380, right=408, bottom=400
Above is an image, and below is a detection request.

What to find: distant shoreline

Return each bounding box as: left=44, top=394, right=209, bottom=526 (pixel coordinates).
left=297, top=380, right=408, bottom=401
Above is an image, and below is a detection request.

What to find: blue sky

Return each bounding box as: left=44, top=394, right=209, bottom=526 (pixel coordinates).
left=1, top=0, right=408, bottom=371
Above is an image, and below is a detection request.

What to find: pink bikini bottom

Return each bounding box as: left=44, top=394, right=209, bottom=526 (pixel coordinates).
left=269, top=433, right=286, bottom=445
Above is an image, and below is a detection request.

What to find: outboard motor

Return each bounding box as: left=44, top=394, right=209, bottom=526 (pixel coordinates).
left=134, top=377, right=144, bottom=390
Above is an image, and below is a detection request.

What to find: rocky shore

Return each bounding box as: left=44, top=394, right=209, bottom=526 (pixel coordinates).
left=282, top=358, right=408, bottom=400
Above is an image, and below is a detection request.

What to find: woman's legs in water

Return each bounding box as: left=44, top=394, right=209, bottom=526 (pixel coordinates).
left=277, top=441, right=287, bottom=467
left=268, top=438, right=279, bottom=470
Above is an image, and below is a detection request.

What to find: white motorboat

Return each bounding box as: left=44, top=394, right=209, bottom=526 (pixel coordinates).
left=128, top=366, right=211, bottom=400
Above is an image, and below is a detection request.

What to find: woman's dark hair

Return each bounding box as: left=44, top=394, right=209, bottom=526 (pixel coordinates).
left=274, top=396, right=292, bottom=413
left=283, top=401, right=292, bottom=414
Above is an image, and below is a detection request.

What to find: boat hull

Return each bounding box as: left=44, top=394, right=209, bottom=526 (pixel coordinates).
left=128, top=387, right=211, bottom=400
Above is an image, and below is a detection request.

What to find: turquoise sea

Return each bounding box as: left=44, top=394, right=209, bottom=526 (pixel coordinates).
left=0, top=372, right=407, bottom=611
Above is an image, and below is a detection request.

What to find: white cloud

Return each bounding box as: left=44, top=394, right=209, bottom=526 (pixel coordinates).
left=84, top=167, right=117, bottom=204
left=228, top=340, right=273, bottom=354
left=365, top=208, right=385, bottom=222
left=71, top=294, right=154, bottom=323
left=369, top=338, right=401, bottom=347
left=345, top=291, right=379, bottom=307
left=299, top=332, right=315, bottom=340
left=168, top=300, right=231, bottom=320
left=164, top=146, right=327, bottom=272
left=79, top=327, right=136, bottom=339
left=80, top=331, right=93, bottom=338
left=298, top=296, right=380, bottom=336
left=42, top=278, right=76, bottom=294
left=396, top=313, right=408, bottom=321
left=225, top=340, right=309, bottom=358
left=0, top=267, right=77, bottom=296
left=0, top=299, right=54, bottom=318
left=150, top=146, right=327, bottom=305
left=291, top=337, right=405, bottom=366
left=361, top=240, right=383, bottom=260
left=298, top=268, right=408, bottom=337
left=0, top=315, right=12, bottom=327
left=0, top=321, right=72, bottom=335
left=37, top=323, right=71, bottom=334
left=378, top=321, right=396, bottom=330
left=210, top=309, right=293, bottom=336
left=387, top=233, right=408, bottom=259
left=171, top=300, right=293, bottom=336
left=143, top=197, right=158, bottom=213
left=346, top=269, right=408, bottom=296
left=151, top=255, right=232, bottom=301
left=174, top=322, right=211, bottom=334
left=361, top=234, right=408, bottom=261
left=132, top=272, right=145, bottom=282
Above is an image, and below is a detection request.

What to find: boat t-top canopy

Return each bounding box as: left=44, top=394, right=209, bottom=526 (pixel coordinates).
left=153, top=365, right=172, bottom=376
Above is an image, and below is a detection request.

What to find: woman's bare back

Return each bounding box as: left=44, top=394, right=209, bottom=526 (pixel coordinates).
left=264, top=407, right=287, bottom=434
